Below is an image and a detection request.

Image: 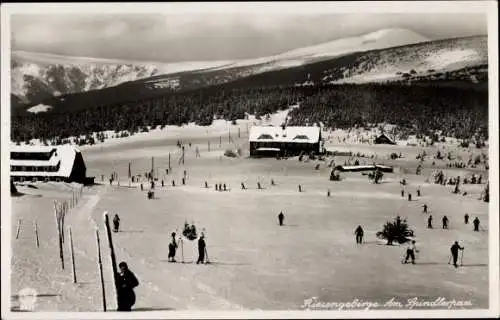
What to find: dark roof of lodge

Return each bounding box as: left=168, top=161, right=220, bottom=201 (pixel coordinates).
left=374, top=134, right=396, bottom=144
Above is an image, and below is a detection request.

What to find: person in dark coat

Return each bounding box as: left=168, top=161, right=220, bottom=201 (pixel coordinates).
left=464, top=213, right=469, bottom=224
left=278, top=211, right=285, bottom=226
left=427, top=215, right=433, bottom=229
left=408, top=193, right=412, bottom=201
left=473, top=217, right=480, bottom=232
left=450, top=241, right=464, bottom=268
left=168, top=232, right=178, bottom=262
left=442, top=216, right=449, bottom=229
left=197, top=235, right=206, bottom=264
left=417, top=187, right=421, bottom=197
left=113, top=214, right=120, bottom=232
left=422, top=204, right=428, bottom=214
left=117, top=262, right=139, bottom=311
left=355, top=225, right=364, bottom=244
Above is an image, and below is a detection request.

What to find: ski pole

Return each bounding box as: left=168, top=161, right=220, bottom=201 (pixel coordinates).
left=205, top=247, right=210, bottom=264
left=447, top=255, right=452, bottom=264
left=180, top=238, right=184, bottom=263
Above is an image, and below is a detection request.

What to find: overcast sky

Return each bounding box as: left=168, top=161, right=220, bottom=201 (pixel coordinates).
left=11, top=13, right=487, bottom=62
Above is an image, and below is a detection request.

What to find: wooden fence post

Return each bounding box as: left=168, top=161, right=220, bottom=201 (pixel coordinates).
left=103, top=212, right=120, bottom=310
left=68, top=227, right=77, bottom=283
left=15, top=219, right=22, bottom=239
left=34, top=221, right=39, bottom=248
left=95, top=227, right=107, bottom=311
left=54, top=201, right=64, bottom=270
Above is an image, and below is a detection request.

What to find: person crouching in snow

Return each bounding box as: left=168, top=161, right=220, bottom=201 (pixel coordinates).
left=117, top=262, right=139, bottom=311
left=403, top=240, right=419, bottom=264
left=168, top=232, right=178, bottom=262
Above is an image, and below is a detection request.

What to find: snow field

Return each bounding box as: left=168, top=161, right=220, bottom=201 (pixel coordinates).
left=10, top=131, right=489, bottom=311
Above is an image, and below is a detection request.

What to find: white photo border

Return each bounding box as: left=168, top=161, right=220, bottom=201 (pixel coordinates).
left=1, top=1, right=498, bottom=319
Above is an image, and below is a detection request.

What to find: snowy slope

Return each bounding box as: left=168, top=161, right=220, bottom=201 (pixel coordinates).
left=330, top=36, right=487, bottom=84
left=11, top=51, right=234, bottom=104
left=214, top=28, right=430, bottom=70
left=11, top=28, right=430, bottom=105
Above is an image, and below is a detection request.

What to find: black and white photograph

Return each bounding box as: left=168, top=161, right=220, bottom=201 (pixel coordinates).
left=1, top=1, right=498, bottom=318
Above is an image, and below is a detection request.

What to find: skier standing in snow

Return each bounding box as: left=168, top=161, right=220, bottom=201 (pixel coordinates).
left=473, top=217, right=480, bottom=232
left=427, top=215, right=433, bottom=229
left=113, top=214, right=120, bottom=233
left=403, top=240, right=419, bottom=264
left=117, top=262, right=139, bottom=311
left=442, top=216, right=449, bottom=229
left=422, top=204, right=428, bottom=214
left=197, top=234, right=206, bottom=264
left=168, top=232, right=178, bottom=262
left=354, top=225, right=364, bottom=244
left=450, top=241, right=464, bottom=268
left=278, top=211, right=285, bottom=226
left=464, top=213, right=469, bottom=224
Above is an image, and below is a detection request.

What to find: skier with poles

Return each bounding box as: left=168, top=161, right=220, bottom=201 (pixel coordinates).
left=197, top=234, right=206, bottom=264
left=168, top=232, right=178, bottom=262
left=442, top=215, right=449, bottom=229
left=449, top=241, right=464, bottom=268
left=422, top=204, right=428, bottom=214
left=354, top=225, right=364, bottom=244
left=403, top=240, right=419, bottom=264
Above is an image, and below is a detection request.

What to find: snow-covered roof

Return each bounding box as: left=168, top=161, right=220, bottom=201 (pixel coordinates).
left=256, top=148, right=281, bottom=152
left=249, top=126, right=320, bottom=143
left=10, top=145, right=81, bottom=178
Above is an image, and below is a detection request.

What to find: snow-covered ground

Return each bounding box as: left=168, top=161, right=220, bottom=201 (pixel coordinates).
left=9, top=113, right=490, bottom=313
left=26, top=104, right=53, bottom=114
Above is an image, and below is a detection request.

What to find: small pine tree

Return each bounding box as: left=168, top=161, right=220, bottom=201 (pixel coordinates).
left=376, top=217, right=414, bottom=245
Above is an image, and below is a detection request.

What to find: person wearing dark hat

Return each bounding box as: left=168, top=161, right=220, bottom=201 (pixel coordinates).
left=168, top=232, right=178, bottom=262
left=117, top=262, right=139, bottom=311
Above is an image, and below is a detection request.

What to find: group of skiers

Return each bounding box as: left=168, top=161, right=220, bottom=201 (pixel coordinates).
left=425, top=212, right=481, bottom=231
left=167, top=231, right=207, bottom=265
